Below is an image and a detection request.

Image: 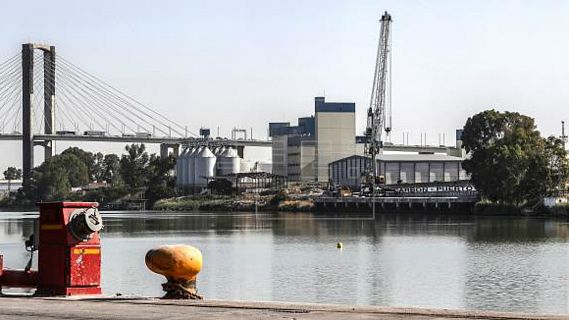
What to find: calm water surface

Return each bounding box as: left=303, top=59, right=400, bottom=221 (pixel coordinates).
left=1, top=211, right=569, bottom=314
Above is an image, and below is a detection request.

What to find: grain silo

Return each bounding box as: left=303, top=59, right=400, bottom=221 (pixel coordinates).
left=215, top=146, right=226, bottom=156
left=194, top=146, right=216, bottom=186
left=217, top=147, right=240, bottom=176
left=175, top=147, right=189, bottom=187
left=187, top=146, right=201, bottom=186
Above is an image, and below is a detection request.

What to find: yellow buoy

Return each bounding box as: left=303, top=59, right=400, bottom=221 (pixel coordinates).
left=145, top=244, right=203, bottom=299
left=336, top=242, right=343, bottom=249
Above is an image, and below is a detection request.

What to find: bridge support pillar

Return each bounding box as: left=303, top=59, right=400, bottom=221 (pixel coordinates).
left=22, top=44, right=34, bottom=184
left=43, top=46, right=56, bottom=161
left=160, top=143, right=180, bottom=158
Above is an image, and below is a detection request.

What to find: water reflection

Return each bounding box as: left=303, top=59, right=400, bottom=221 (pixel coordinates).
left=1, top=211, right=568, bottom=314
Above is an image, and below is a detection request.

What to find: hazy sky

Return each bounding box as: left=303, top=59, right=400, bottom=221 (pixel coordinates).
left=1, top=0, right=569, bottom=169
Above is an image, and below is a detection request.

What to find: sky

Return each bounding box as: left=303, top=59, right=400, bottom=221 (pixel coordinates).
left=1, top=0, right=569, bottom=169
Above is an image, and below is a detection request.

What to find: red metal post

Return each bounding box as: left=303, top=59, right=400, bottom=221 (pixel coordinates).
left=36, top=201, right=102, bottom=296
left=0, top=202, right=103, bottom=296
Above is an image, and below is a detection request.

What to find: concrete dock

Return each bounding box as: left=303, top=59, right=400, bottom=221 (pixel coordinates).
left=0, top=296, right=566, bottom=320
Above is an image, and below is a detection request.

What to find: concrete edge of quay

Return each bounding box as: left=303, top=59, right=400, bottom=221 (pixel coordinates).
left=1, top=295, right=565, bottom=320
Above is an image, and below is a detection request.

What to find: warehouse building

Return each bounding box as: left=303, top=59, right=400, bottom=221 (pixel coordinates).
left=329, top=154, right=469, bottom=189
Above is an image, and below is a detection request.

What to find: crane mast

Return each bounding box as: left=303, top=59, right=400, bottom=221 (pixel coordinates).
left=364, top=11, right=392, bottom=183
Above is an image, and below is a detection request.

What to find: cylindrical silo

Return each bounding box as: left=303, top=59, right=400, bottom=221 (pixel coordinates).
left=176, top=148, right=189, bottom=187
left=194, top=146, right=216, bottom=186
left=217, top=147, right=240, bottom=176
left=215, top=146, right=226, bottom=156
left=187, top=146, right=201, bottom=186
left=181, top=147, right=193, bottom=186
left=182, top=147, right=195, bottom=186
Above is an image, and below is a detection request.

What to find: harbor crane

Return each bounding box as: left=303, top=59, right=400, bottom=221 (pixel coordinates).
left=363, top=11, right=393, bottom=193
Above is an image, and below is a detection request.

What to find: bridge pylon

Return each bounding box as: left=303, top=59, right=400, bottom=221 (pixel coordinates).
left=21, top=43, right=56, bottom=185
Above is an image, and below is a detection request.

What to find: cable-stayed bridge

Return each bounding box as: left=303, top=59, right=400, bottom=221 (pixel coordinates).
left=0, top=43, right=270, bottom=184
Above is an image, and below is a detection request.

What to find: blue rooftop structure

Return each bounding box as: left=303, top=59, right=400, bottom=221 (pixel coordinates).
left=269, top=96, right=355, bottom=137
left=314, top=97, right=355, bottom=113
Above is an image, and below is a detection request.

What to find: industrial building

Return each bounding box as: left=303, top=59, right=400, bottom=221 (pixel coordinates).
left=269, top=96, right=357, bottom=183
left=175, top=146, right=247, bottom=190
left=174, top=142, right=277, bottom=193
left=329, top=154, right=468, bottom=189
left=269, top=96, right=468, bottom=186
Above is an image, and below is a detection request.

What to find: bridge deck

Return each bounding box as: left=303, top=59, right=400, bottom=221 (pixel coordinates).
left=0, top=134, right=272, bottom=146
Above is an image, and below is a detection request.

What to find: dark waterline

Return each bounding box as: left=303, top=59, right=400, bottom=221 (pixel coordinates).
left=1, top=211, right=568, bottom=314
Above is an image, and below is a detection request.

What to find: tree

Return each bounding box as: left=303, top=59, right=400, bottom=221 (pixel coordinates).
left=145, top=154, right=177, bottom=205
left=48, top=153, right=90, bottom=188
left=91, top=152, right=105, bottom=182
left=208, top=179, right=234, bottom=195
left=3, top=167, right=22, bottom=194
left=462, top=110, right=569, bottom=206
left=101, top=154, right=121, bottom=184
left=62, top=147, right=97, bottom=181
left=120, top=144, right=150, bottom=191
left=19, top=153, right=89, bottom=201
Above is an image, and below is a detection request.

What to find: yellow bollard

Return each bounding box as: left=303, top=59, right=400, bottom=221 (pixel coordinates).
left=145, top=244, right=203, bottom=299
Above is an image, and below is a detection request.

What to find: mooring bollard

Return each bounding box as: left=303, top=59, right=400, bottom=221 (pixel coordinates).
left=145, top=245, right=203, bottom=299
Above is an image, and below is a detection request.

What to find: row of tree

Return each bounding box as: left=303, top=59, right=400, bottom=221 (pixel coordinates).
left=462, top=110, right=568, bottom=207
left=13, top=144, right=176, bottom=205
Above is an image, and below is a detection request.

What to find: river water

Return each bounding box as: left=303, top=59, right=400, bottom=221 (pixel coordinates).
left=1, top=211, right=568, bottom=314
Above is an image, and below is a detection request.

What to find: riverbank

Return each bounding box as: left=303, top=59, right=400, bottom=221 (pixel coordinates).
left=152, top=195, right=569, bottom=217
left=0, top=296, right=565, bottom=320
left=1, top=194, right=567, bottom=217
left=153, top=194, right=315, bottom=212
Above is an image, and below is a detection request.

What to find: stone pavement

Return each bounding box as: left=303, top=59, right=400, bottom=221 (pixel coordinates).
left=0, top=296, right=566, bottom=320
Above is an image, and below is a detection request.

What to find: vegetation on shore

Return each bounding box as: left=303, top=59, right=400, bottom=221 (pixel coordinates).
left=463, top=110, right=568, bottom=209
left=2, top=144, right=176, bottom=208
left=153, top=193, right=315, bottom=212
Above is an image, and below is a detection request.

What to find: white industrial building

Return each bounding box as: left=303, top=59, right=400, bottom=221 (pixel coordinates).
left=329, top=154, right=469, bottom=189
left=175, top=145, right=253, bottom=190
left=270, top=97, right=468, bottom=186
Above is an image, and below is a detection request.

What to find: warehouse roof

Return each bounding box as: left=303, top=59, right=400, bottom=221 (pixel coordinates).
left=329, top=153, right=464, bottom=165
left=378, top=153, right=464, bottom=162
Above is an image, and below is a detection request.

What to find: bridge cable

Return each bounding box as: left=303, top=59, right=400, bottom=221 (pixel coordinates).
left=47, top=57, right=155, bottom=135
left=41, top=59, right=106, bottom=133
left=52, top=61, right=147, bottom=135
left=58, top=56, right=195, bottom=136
left=52, top=64, right=137, bottom=134
left=55, top=60, right=172, bottom=136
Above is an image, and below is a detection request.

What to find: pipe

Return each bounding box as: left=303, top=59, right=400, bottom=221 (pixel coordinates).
left=0, top=269, right=39, bottom=288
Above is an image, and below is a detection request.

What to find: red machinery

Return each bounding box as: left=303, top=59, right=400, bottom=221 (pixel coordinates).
left=0, top=202, right=103, bottom=296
